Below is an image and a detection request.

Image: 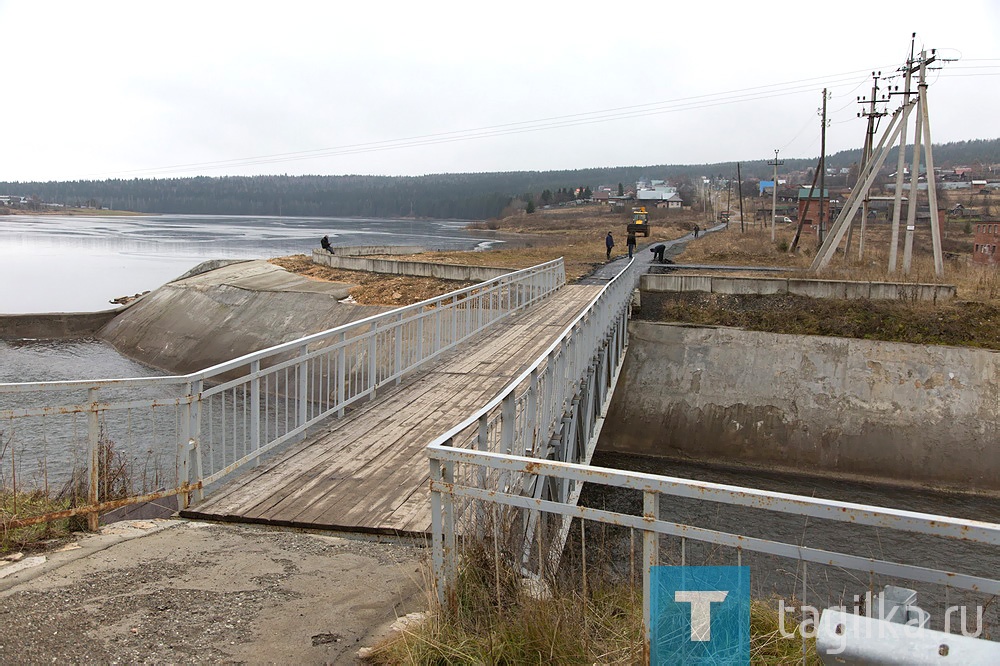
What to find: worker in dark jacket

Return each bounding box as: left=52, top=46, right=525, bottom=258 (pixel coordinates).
left=650, top=244, right=666, bottom=262
left=320, top=235, right=333, bottom=253
left=605, top=232, right=615, bottom=260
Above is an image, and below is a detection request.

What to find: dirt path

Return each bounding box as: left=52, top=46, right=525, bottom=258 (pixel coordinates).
left=0, top=519, right=425, bottom=664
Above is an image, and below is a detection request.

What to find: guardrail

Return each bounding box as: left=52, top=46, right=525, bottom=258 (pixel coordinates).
left=0, top=258, right=565, bottom=531
left=428, top=258, right=637, bottom=595
left=428, top=443, right=1000, bottom=660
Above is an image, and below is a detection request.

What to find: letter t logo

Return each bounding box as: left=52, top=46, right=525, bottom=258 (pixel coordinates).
left=674, top=591, right=729, bottom=641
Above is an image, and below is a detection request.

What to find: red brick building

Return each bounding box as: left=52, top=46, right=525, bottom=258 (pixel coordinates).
left=797, top=188, right=830, bottom=236
left=973, top=221, right=1000, bottom=265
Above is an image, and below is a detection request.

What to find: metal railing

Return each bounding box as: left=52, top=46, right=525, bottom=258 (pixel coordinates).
left=428, top=434, right=1000, bottom=658
left=0, top=258, right=565, bottom=530
left=428, top=258, right=637, bottom=595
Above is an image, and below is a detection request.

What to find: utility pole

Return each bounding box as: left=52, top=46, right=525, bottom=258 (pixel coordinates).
left=849, top=72, right=888, bottom=261
left=889, top=33, right=917, bottom=273
left=818, top=88, right=828, bottom=246
left=810, top=36, right=946, bottom=274
left=768, top=149, right=784, bottom=241
left=726, top=176, right=732, bottom=226
left=737, top=162, right=745, bottom=233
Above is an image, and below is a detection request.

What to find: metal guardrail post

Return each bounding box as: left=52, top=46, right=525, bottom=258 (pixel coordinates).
left=337, top=332, right=346, bottom=417
left=178, top=381, right=192, bottom=510
left=87, top=387, right=100, bottom=531
left=367, top=326, right=378, bottom=400
left=431, top=456, right=445, bottom=605
left=431, top=450, right=457, bottom=607
left=643, top=490, right=659, bottom=664
left=297, top=343, right=309, bottom=434
left=250, top=361, right=261, bottom=466
left=190, top=378, right=204, bottom=502
left=395, top=312, right=404, bottom=386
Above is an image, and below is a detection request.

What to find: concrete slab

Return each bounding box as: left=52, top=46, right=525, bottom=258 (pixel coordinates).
left=0, top=519, right=425, bottom=664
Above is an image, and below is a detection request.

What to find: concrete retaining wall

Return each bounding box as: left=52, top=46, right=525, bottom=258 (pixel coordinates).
left=602, top=321, right=1000, bottom=492
left=642, top=273, right=956, bottom=302
left=312, top=250, right=513, bottom=282
left=0, top=308, right=125, bottom=340
left=324, top=245, right=425, bottom=257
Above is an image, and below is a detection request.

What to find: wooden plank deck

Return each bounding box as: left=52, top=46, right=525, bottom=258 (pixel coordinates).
left=181, top=284, right=602, bottom=536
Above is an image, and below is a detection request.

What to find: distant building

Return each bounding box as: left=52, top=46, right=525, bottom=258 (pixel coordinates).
left=797, top=188, right=831, bottom=236
left=973, top=221, right=1000, bottom=266
left=636, top=183, right=679, bottom=202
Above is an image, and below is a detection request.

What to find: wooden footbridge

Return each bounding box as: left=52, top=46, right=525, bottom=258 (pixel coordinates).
left=181, top=282, right=603, bottom=535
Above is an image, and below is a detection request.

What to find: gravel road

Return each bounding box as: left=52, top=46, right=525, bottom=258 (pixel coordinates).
left=0, top=519, right=426, bottom=664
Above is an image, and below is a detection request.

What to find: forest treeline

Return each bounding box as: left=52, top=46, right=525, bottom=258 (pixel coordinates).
left=2, top=138, right=996, bottom=220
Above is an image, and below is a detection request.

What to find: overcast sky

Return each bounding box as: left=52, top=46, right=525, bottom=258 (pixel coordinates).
left=1, top=0, right=997, bottom=182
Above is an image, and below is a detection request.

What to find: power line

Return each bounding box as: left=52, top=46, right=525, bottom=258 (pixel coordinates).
left=83, top=68, right=888, bottom=179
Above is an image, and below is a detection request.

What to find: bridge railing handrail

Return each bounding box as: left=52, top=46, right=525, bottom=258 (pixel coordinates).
left=1, top=257, right=566, bottom=527
left=0, top=258, right=566, bottom=396
left=428, top=258, right=637, bottom=452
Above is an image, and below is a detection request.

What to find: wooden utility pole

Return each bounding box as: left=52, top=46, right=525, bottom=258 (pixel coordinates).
left=768, top=149, right=784, bottom=241
left=789, top=163, right=821, bottom=253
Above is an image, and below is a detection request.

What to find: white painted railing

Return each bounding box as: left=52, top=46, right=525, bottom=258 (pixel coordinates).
left=0, top=259, right=565, bottom=529
left=428, top=258, right=637, bottom=594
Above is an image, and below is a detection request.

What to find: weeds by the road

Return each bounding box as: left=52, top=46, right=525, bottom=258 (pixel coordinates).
left=367, top=540, right=819, bottom=665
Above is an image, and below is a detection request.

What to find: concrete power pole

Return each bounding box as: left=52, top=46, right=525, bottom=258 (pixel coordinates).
left=818, top=89, right=828, bottom=246
left=810, top=36, right=945, bottom=275
left=889, top=34, right=917, bottom=273
left=768, top=149, right=784, bottom=241
left=850, top=72, right=888, bottom=261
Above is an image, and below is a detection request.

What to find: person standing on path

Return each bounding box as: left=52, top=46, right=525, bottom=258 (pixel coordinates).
left=626, top=232, right=636, bottom=259
left=605, top=231, right=615, bottom=260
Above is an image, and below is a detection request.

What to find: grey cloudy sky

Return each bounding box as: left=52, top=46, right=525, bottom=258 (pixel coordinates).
left=2, top=0, right=998, bottom=182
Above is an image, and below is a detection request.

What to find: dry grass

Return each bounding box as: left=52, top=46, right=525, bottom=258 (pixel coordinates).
left=674, top=218, right=1000, bottom=303
left=367, top=542, right=818, bottom=665
left=271, top=206, right=703, bottom=305
left=269, top=255, right=477, bottom=306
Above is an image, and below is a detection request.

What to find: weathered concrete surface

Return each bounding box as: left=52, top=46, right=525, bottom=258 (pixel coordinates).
left=642, top=273, right=957, bottom=302
left=602, top=321, right=1000, bottom=493
left=0, top=308, right=125, bottom=340
left=0, top=519, right=424, bottom=664
left=99, top=260, right=389, bottom=374
left=324, top=245, right=425, bottom=257
left=312, top=249, right=514, bottom=282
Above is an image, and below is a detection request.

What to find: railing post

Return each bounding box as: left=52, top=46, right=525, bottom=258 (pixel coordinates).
left=476, top=414, right=489, bottom=540
left=177, top=381, right=192, bottom=510
left=295, top=345, right=309, bottom=441
left=190, top=378, right=204, bottom=503
left=337, top=332, right=346, bottom=417
left=250, top=361, right=261, bottom=466
left=431, top=456, right=445, bottom=604
left=395, top=312, right=404, bottom=386
left=368, top=325, right=378, bottom=399
left=87, top=387, right=100, bottom=531
left=643, top=490, right=660, bottom=664
left=431, top=446, right=457, bottom=607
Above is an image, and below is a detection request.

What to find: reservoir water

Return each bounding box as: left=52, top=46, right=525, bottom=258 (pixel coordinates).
left=0, top=213, right=498, bottom=315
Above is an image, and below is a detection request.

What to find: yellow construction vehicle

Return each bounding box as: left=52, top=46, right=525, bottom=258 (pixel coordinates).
left=627, top=206, right=651, bottom=237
